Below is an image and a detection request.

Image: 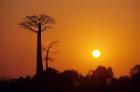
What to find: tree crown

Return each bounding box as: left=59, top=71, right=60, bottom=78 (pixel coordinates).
left=19, top=14, right=55, bottom=33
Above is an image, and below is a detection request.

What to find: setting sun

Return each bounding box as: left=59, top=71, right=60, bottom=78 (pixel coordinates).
left=92, top=49, right=101, bottom=58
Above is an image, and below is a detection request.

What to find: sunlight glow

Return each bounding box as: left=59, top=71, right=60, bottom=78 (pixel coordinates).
left=92, top=49, right=101, bottom=58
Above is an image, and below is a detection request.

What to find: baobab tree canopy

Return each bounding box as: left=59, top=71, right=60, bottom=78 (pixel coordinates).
left=19, top=14, right=55, bottom=33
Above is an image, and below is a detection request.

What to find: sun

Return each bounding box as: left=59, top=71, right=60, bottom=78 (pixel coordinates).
left=92, top=49, right=101, bottom=58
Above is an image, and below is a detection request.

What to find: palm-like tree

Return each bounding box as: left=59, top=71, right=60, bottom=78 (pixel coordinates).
left=19, top=14, right=55, bottom=75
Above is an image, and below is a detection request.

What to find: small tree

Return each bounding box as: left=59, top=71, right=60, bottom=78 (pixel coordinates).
left=43, top=41, right=58, bottom=71
left=19, top=14, right=55, bottom=75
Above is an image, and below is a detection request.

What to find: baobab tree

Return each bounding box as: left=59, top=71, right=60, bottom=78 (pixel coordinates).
left=43, top=41, right=58, bottom=71
left=19, top=14, right=55, bottom=75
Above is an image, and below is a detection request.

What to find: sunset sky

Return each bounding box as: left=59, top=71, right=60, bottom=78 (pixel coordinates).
left=0, top=0, right=140, bottom=78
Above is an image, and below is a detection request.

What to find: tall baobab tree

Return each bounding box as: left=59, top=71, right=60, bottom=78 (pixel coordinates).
left=19, top=14, right=55, bottom=75
left=43, top=41, right=58, bottom=71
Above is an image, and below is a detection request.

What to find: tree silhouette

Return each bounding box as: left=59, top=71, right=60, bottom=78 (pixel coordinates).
left=130, top=65, right=140, bottom=80
left=130, top=65, right=140, bottom=92
left=43, top=41, right=58, bottom=71
left=0, top=65, right=140, bottom=92
left=61, top=70, right=82, bottom=84
left=19, top=14, right=55, bottom=75
left=91, top=66, right=113, bottom=80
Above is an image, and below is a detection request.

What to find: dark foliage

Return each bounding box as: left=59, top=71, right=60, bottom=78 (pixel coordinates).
left=0, top=65, right=140, bottom=92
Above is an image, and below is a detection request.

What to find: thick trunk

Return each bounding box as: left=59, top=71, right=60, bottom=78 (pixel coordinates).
left=36, top=23, right=43, bottom=75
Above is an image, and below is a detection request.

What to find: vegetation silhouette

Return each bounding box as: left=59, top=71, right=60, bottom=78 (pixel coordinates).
left=42, top=41, right=59, bottom=71
left=19, top=14, right=55, bottom=75
left=0, top=65, right=140, bottom=92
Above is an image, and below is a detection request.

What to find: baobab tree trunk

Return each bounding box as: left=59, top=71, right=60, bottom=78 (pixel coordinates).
left=36, top=23, right=43, bottom=75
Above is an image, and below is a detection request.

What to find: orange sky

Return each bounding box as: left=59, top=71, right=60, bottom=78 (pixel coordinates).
left=0, top=0, right=140, bottom=78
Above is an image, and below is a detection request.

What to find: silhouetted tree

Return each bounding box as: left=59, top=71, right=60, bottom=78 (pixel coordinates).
left=129, top=65, right=140, bottom=91
left=61, top=70, right=82, bottom=84
left=60, top=70, right=82, bottom=92
left=130, top=65, right=140, bottom=78
left=19, top=14, right=55, bottom=75
left=90, top=66, right=113, bottom=81
left=43, top=41, right=58, bottom=71
left=76, top=66, right=114, bottom=92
